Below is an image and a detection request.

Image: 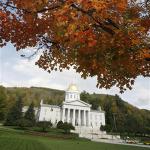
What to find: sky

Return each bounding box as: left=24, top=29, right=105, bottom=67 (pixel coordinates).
left=0, top=44, right=150, bottom=110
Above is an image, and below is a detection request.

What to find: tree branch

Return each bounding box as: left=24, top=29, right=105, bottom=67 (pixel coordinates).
left=71, top=4, right=117, bottom=36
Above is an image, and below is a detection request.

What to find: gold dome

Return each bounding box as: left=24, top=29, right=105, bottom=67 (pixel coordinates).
left=67, top=84, right=79, bottom=92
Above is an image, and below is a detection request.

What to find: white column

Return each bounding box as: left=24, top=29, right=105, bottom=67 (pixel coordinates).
left=67, top=108, right=70, bottom=123
left=88, top=111, right=90, bottom=126
left=78, top=109, right=81, bottom=126
left=73, top=109, right=75, bottom=126
left=83, top=110, right=86, bottom=126
left=62, top=108, right=65, bottom=122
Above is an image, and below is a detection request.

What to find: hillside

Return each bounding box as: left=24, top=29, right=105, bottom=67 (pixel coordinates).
left=5, top=87, right=117, bottom=106
left=6, top=86, right=65, bottom=106
left=4, top=86, right=130, bottom=107
left=0, top=86, right=150, bottom=134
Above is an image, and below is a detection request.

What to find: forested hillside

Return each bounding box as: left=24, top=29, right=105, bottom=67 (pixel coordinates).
left=80, top=92, right=150, bottom=135
left=0, top=86, right=150, bottom=135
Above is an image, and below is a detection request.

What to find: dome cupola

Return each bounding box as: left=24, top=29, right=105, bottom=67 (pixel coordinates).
left=65, top=84, right=80, bottom=101
left=67, top=84, right=79, bottom=92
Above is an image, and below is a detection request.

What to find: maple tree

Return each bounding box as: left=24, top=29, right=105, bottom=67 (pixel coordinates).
left=0, top=0, right=150, bottom=92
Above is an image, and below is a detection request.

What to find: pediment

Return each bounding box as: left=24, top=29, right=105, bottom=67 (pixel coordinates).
left=63, top=100, right=91, bottom=107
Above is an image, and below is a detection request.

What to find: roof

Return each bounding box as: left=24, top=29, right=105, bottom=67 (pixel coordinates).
left=41, top=104, right=60, bottom=108
left=63, top=99, right=91, bottom=108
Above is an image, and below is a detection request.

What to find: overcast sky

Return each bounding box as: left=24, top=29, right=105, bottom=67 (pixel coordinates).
left=0, top=44, right=150, bottom=110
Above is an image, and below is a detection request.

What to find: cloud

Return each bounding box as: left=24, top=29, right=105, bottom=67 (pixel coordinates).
left=132, top=82, right=150, bottom=109
left=120, top=77, right=150, bottom=110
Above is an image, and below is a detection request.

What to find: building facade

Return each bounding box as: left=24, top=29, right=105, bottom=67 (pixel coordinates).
left=38, top=84, right=105, bottom=130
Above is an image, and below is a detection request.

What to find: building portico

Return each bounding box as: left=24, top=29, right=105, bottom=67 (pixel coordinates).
left=61, top=107, right=90, bottom=126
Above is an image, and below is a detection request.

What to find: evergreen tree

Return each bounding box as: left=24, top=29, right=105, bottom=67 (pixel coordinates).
left=5, top=96, right=23, bottom=126
left=24, top=102, right=36, bottom=126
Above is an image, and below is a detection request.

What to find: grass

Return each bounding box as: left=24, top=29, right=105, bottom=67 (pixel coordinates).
left=0, top=127, right=149, bottom=150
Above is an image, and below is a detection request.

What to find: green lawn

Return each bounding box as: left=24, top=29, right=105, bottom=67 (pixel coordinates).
left=0, top=127, right=149, bottom=150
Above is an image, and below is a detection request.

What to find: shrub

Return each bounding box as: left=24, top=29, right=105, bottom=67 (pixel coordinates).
left=61, top=122, right=75, bottom=134
left=100, top=125, right=106, bottom=131
left=57, top=121, right=63, bottom=129
left=100, top=124, right=111, bottom=133
left=57, top=121, right=75, bottom=134
left=16, top=118, right=32, bottom=129
left=37, top=121, right=52, bottom=132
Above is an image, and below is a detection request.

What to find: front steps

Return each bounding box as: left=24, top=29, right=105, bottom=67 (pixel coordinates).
left=71, top=126, right=122, bottom=143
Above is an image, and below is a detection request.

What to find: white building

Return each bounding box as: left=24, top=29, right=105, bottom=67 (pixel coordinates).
left=24, top=84, right=122, bottom=141
left=38, top=84, right=105, bottom=131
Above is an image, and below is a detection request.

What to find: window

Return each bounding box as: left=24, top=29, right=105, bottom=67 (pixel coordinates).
left=70, top=94, right=72, bottom=98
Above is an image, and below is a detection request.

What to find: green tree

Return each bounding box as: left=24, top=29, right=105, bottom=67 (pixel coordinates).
left=103, top=97, right=113, bottom=130
left=90, top=97, right=100, bottom=110
left=115, top=95, right=124, bottom=107
left=80, top=91, right=91, bottom=103
left=24, top=102, right=36, bottom=126
left=0, top=86, right=7, bottom=121
left=5, top=96, right=23, bottom=126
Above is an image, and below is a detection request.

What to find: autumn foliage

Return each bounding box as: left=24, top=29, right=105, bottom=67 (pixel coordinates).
left=0, top=0, right=150, bottom=92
